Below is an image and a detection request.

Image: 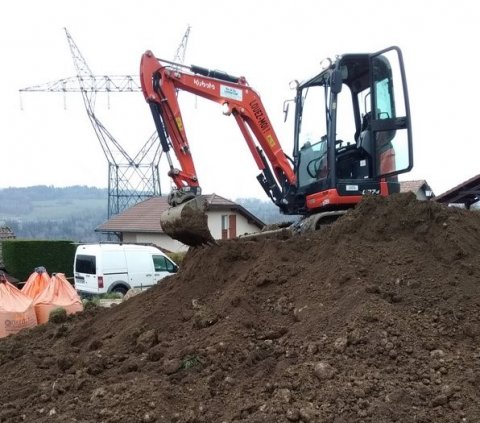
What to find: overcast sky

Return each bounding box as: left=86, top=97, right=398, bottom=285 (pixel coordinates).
left=0, top=0, right=478, bottom=200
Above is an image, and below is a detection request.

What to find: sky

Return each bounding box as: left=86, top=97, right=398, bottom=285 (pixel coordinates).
left=0, top=0, right=479, bottom=201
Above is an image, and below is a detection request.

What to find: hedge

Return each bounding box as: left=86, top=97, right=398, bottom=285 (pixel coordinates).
left=166, top=251, right=187, bottom=265
left=2, top=240, right=77, bottom=282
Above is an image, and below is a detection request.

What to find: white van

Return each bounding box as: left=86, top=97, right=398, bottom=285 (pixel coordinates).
left=73, top=243, right=178, bottom=296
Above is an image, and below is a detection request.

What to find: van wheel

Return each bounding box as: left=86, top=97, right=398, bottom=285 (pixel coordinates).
left=111, top=286, right=128, bottom=297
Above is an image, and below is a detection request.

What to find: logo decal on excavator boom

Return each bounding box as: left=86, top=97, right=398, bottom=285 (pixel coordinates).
left=193, top=79, right=216, bottom=90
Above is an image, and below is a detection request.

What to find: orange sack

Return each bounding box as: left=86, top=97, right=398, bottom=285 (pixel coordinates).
left=34, top=273, right=84, bottom=324
left=0, top=276, right=38, bottom=338
left=21, top=267, right=51, bottom=299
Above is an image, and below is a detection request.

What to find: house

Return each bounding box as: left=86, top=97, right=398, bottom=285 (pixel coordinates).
left=434, top=173, right=480, bottom=209
left=95, top=194, right=265, bottom=252
left=399, top=180, right=434, bottom=201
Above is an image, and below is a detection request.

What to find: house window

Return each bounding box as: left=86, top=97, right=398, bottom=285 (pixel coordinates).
left=221, top=215, right=228, bottom=240
left=221, top=214, right=237, bottom=240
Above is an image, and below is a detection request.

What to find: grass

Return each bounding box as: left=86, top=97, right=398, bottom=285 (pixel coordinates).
left=98, top=292, right=123, bottom=300
left=48, top=307, right=68, bottom=323
left=81, top=292, right=123, bottom=308
left=181, top=355, right=202, bottom=370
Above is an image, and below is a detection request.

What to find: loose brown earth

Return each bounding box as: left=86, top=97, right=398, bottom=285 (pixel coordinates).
left=1, top=193, right=480, bottom=423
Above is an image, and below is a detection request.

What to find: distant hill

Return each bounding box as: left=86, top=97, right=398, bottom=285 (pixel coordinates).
left=234, top=197, right=297, bottom=225
left=0, top=186, right=291, bottom=242
left=0, top=185, right=107, bottom=220
left=0, top=186, right=108, bottom=242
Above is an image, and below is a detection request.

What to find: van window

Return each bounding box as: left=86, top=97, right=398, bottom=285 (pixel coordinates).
left=75, top=255, right=96, bottom=274
left=153, top=255, right=175, bottom=272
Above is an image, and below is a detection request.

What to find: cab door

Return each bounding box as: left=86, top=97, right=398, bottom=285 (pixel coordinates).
left=369, top=46, right=413, bottom=179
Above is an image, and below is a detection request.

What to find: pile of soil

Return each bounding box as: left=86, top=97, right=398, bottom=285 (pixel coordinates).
left=1, top=193, right=479, bottom=422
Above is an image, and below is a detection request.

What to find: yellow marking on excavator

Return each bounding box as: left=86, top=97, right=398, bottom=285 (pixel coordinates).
left=176, top=116, right=184, bottom=132
left=266, top=134, right=275, bottom=147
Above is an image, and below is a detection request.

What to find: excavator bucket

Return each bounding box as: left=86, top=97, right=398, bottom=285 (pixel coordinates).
left=160, top=197, right=216, bottom=247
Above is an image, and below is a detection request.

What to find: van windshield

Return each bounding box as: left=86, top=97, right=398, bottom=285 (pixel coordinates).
left=75, top=255, right=96, bottom=274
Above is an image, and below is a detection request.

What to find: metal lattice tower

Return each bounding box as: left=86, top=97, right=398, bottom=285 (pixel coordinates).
left=19, top=28, right=162, bottom=219
left=173, top=25, right=191, bottom=67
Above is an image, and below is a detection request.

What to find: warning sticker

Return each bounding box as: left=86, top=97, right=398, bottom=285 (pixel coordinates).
left=220, top=85, right=243, bottom=101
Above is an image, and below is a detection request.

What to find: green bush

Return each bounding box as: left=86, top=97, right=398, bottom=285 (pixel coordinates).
left=2, top=240, right=76, bottom=282
left=167, top=251, right=186, bottom=265
left=48, top=307, right=68, bottom=324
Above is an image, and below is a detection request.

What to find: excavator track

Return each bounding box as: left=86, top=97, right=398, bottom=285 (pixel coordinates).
left=239, top=210, right=348, bottom=242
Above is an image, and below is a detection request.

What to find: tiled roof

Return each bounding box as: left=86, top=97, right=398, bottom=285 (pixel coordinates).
left=206, top=193, right=237, bottom=207
left=399, top=180, right=428, bottom=194
left=96, top=196, right=169, bottom=233
left=96, top=194, right=264, bottom=234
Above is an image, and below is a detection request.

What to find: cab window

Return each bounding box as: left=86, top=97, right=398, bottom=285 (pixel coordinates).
left=375, top=77, right=393, bottom=119
left=298, top=85, right=327, bottom=150
left=298, top=138, right=328, bottom=188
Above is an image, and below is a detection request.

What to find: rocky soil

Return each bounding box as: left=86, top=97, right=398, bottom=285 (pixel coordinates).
left=0, top=193, right=479, bottom=422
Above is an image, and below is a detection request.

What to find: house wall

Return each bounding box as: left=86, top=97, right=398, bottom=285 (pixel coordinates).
left=207, top=210, right=261, bottom=239
left=122, top=232, right=188, bottom=253
left=415, top=190, right=428, bottom=201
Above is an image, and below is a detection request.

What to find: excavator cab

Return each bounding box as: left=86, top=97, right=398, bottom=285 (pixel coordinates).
left=292, top=46, right=412, bottom=213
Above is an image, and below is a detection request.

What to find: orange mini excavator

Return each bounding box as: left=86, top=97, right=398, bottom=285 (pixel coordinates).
left=140, top=47, right=413, bottom=246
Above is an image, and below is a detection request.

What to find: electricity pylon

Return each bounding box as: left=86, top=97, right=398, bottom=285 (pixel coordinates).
left=19, top=28, right=162, bottom=219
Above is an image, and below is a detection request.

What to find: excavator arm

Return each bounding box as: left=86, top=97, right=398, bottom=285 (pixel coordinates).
left=140, top=51, right=296, bottom=208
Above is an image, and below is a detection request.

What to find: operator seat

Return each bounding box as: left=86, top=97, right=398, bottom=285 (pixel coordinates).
left=352, top=112, right=374, bottom=178
left=357, top=112, right=373, bottom=157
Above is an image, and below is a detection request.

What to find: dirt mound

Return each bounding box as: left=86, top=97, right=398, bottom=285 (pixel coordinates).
left=1, top=193, right=480, bottom=422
